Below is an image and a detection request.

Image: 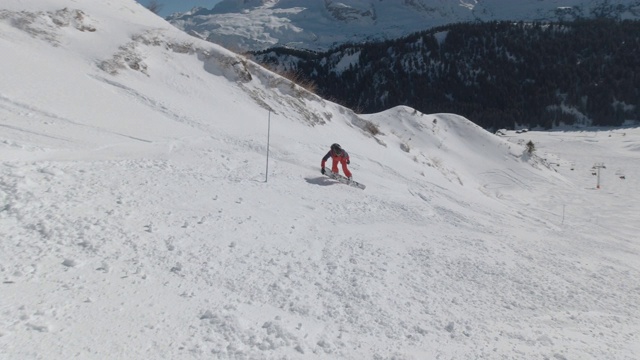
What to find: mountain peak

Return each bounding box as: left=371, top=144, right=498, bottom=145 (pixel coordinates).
left=167, top=0, right=640, bottom=51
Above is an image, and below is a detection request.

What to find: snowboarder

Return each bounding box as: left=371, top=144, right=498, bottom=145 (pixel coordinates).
left=321, top=143, right=352, bottom=179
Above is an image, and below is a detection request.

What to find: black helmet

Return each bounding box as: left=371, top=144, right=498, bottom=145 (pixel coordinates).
left=331, top=143, right=343, bottom=154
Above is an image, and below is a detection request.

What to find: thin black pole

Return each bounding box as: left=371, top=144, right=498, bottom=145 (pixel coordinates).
left=265, top=110, right=271, bottom=182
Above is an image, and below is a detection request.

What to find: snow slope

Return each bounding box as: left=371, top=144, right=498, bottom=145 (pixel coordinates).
left=1, top=0, right=639, bottom=359
left=166, top=0, right=640, bottom=51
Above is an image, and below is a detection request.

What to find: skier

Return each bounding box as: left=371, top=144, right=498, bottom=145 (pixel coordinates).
left=321, top=143, right=352, bottom=180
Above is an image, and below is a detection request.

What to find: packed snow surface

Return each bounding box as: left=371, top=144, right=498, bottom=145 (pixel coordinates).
left=1, top=1, right=639, bottom=359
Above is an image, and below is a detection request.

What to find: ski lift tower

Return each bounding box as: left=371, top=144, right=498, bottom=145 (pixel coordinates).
left=593, top=162, right=606, bottom=189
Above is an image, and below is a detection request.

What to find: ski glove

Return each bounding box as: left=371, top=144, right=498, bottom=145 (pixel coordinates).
left=321, top=167, right=326, bottom=175
left=347, top=160, right=350, bottom=164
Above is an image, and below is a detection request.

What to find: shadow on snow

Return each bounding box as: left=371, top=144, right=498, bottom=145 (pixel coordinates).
left=305, top=176, right=341, bottom=187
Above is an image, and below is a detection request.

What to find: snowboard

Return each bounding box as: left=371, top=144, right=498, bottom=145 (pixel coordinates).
left=325, top=171, right=366, bottom=190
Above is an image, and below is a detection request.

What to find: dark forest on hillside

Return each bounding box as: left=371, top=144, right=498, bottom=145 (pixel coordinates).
left=252, top=20, right=640, bottom=130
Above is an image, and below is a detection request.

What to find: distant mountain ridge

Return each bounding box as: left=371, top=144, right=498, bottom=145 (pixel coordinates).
left=167, top=0, right=640, bottom=51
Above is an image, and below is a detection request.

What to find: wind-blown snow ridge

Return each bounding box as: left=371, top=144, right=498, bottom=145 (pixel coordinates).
left=1, top=0, right=639, bottom=359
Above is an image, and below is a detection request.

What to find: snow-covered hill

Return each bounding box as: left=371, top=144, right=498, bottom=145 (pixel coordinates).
left=1, top=0, right=639, bottom=359
left=166, top=0, right=640, bottom=51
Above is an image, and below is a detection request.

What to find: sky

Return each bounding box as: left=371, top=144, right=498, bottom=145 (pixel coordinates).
left=138, top=0, right=221, bottom=17
left=1, top=0, right=639, bottom=359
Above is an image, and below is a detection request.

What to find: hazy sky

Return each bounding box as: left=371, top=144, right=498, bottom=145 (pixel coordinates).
left=138, top=0, right=222, bottom=17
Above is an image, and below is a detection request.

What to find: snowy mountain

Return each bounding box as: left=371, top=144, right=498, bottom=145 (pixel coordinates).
left=1, top=0, right=640, bottom=359
left=250, top=19, right=640, bottom=130
left=166, top=0, right=640, bottom=51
